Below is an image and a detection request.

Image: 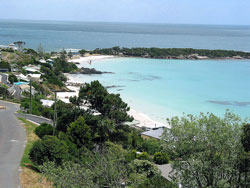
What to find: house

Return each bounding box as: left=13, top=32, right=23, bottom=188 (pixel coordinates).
left=19, top=84, right=36, bottom=95
left=23, top=65, right=41, bottom=72
left=16, top=74, right=29, bottom=82
left=46, top=58, right=54, bottom=65
left=25, top=68, right=38, bottom=74
left=39, top=59, right=47, bottom=64
left=141, top=127, right=165, bottom=140
left=41, top=99, right=55, bottom=107
left=8, top=43, right=16, bottom=50
left=27, top=74, right=42, bottom=82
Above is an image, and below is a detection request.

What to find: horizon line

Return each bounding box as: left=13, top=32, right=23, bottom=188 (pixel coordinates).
left=0, top=18, right=250, bottom=27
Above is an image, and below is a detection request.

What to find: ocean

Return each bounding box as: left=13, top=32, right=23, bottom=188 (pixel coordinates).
left=70, top=58, right=250, bottom=124
left=0, top=20, right=250, bottom=52
left=1, top=20, right=250, bottom=123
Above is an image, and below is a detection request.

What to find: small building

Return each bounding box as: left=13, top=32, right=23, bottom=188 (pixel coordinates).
left=46, top=59, right=54, bottom=64
left=19, top=84, right=36, bottom=95
left=39, top=59, right=47, bottom=64
left=141, top=127, right=165, bottom=140
left=27, top=74, right=42, bottom=82
left=8, top=43, right=16, bottom=50
left=25, top=68, right=38, bottom=74
left=23, top=65, right=41, bottom=73
left=41, top=99, right=55, bottom=107
left=16, top=74, right=29, bottom=82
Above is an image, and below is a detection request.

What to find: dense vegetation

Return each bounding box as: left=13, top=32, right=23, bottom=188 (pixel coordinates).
left=27, top=80, right=173, bottom=188
left=161, top=112, right=250, bottom=187
left=92, top=47, right=250, bottom=59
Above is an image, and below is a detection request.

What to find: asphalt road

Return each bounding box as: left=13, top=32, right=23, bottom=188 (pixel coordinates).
left=0, top=100, right=25, bottom=188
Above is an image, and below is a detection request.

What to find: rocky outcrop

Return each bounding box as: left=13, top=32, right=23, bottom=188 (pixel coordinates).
left=74, top=67, right=114, bottom=74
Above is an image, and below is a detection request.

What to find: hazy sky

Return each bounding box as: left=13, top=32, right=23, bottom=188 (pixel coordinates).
left=0, top=0, right=249, bottom=25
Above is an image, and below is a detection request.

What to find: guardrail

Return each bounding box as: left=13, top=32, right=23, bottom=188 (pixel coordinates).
left=15, top=113, right=53, bottom=125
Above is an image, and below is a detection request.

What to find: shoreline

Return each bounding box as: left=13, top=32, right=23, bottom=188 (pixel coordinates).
left=66, top=55, right=170, bottom=128
left=69, top=54, right=250, bottom=63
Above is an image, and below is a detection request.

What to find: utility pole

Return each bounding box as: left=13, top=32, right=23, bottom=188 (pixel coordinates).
left=53, top=92, right=57, bottom=129
left=29, top=79, right=32, bottom=114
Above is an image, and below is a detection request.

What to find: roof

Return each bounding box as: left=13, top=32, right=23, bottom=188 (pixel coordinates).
left=41, top=99, right=55, bottom=107
left=141, top=127, right=165, bottom=140
left=24, top=68, right=37, bottom=72
left=39, top=59, right=46, bottom=63
left=28, top=74, right=41, bottom=78
left=19, top=84, right=30, bottom=90
left=157, top=164, right=173, bottom=181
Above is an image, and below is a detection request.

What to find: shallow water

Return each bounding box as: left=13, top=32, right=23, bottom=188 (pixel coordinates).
left=70, top=58, right=250, bottom=123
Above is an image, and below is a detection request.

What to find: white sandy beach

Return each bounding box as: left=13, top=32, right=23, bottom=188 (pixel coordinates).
left=69, top=55, right=115, bottom=66
left=65, top=55, right=170, bottom=129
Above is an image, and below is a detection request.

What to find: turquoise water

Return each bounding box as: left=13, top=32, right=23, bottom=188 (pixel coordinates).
left=14, top=82, right=29, bottom=85
left=0, top=20, right=250, bottom=52
left=70, top=58, right=250, bottom=123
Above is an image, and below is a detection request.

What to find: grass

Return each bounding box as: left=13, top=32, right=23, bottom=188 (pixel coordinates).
left=19, top=118, right=53, bottom=188
left=19, top=118, right=39, bottom=167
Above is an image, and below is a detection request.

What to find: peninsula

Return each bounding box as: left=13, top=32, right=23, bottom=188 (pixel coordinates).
left=89, top=47, right=250, bottom=60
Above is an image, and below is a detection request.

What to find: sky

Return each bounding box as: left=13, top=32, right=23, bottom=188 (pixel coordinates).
left=0, top=0, right=249, bottom=25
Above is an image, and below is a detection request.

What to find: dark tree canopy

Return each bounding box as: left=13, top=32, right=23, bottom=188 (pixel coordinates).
left=79, top=80, right=132, bottom=123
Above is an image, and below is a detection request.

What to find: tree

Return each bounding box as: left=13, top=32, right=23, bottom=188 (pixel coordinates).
left=0, top=61, right=10, bottom=70
left=67, top=116, right=93, bottom=149
left=79, top=49, right=87, bottom=57
left=56, top=102, right=86, bottom=132
left=8, top=74, right=18, bottom=84
left=34, top=123, right=55, bottom=139
left=153, top=152, right=169, bottom=165
left=141, top=138, right=161, bottom=155
left=79, top=80, right=132, bottom=123
left=239, top=123, right=250, bottom=184
left=161, top=112, right=248, bottom=187
left=29, top=136, right=69, bottom=165
left=68, top=50, right=73, bottom=59
left=129, top=159, right=160, bottom=178
left=37, top=43, right=44, bottom=57
left=137, top=152, right=150, bottom=160
left=40, top=145, right=129, bottom=188
left=0, top=85, right=9, bottom=99
left=241, top=124, right=250, bottom=152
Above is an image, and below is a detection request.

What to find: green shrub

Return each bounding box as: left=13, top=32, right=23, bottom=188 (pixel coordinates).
left=34, top=123, right=54, bottom=139
left=129, top=159, right=160, bottom=178
left=141, top=138, right=161, bottom=155
left=137, top=152, right=150, bottom=160
left=153, top=152, right=170, bottom=165
left=29, top=135, right=68, bottom=165
left=126, top=149, right=137, bottom=162
left=8, top=74, right=18, bottom=84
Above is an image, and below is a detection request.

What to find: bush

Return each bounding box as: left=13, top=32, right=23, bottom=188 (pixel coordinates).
left=153, top=152, right=170, bottom=164
left=141, top=138, right=161, bottom=155
left=29, top=136, right=68, bottom=165
left=129, top=159, right=160, bottom=178
left=137, top=175, right=177, bottom=188
left=34, top=123, right=55, bottom=139
left=137, top=152, right=150, bottom=160
left=8, top=74, right=18, bottom=84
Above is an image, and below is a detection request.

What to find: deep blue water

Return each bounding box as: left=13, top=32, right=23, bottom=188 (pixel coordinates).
left=0, top=20, right=250, bottom=52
